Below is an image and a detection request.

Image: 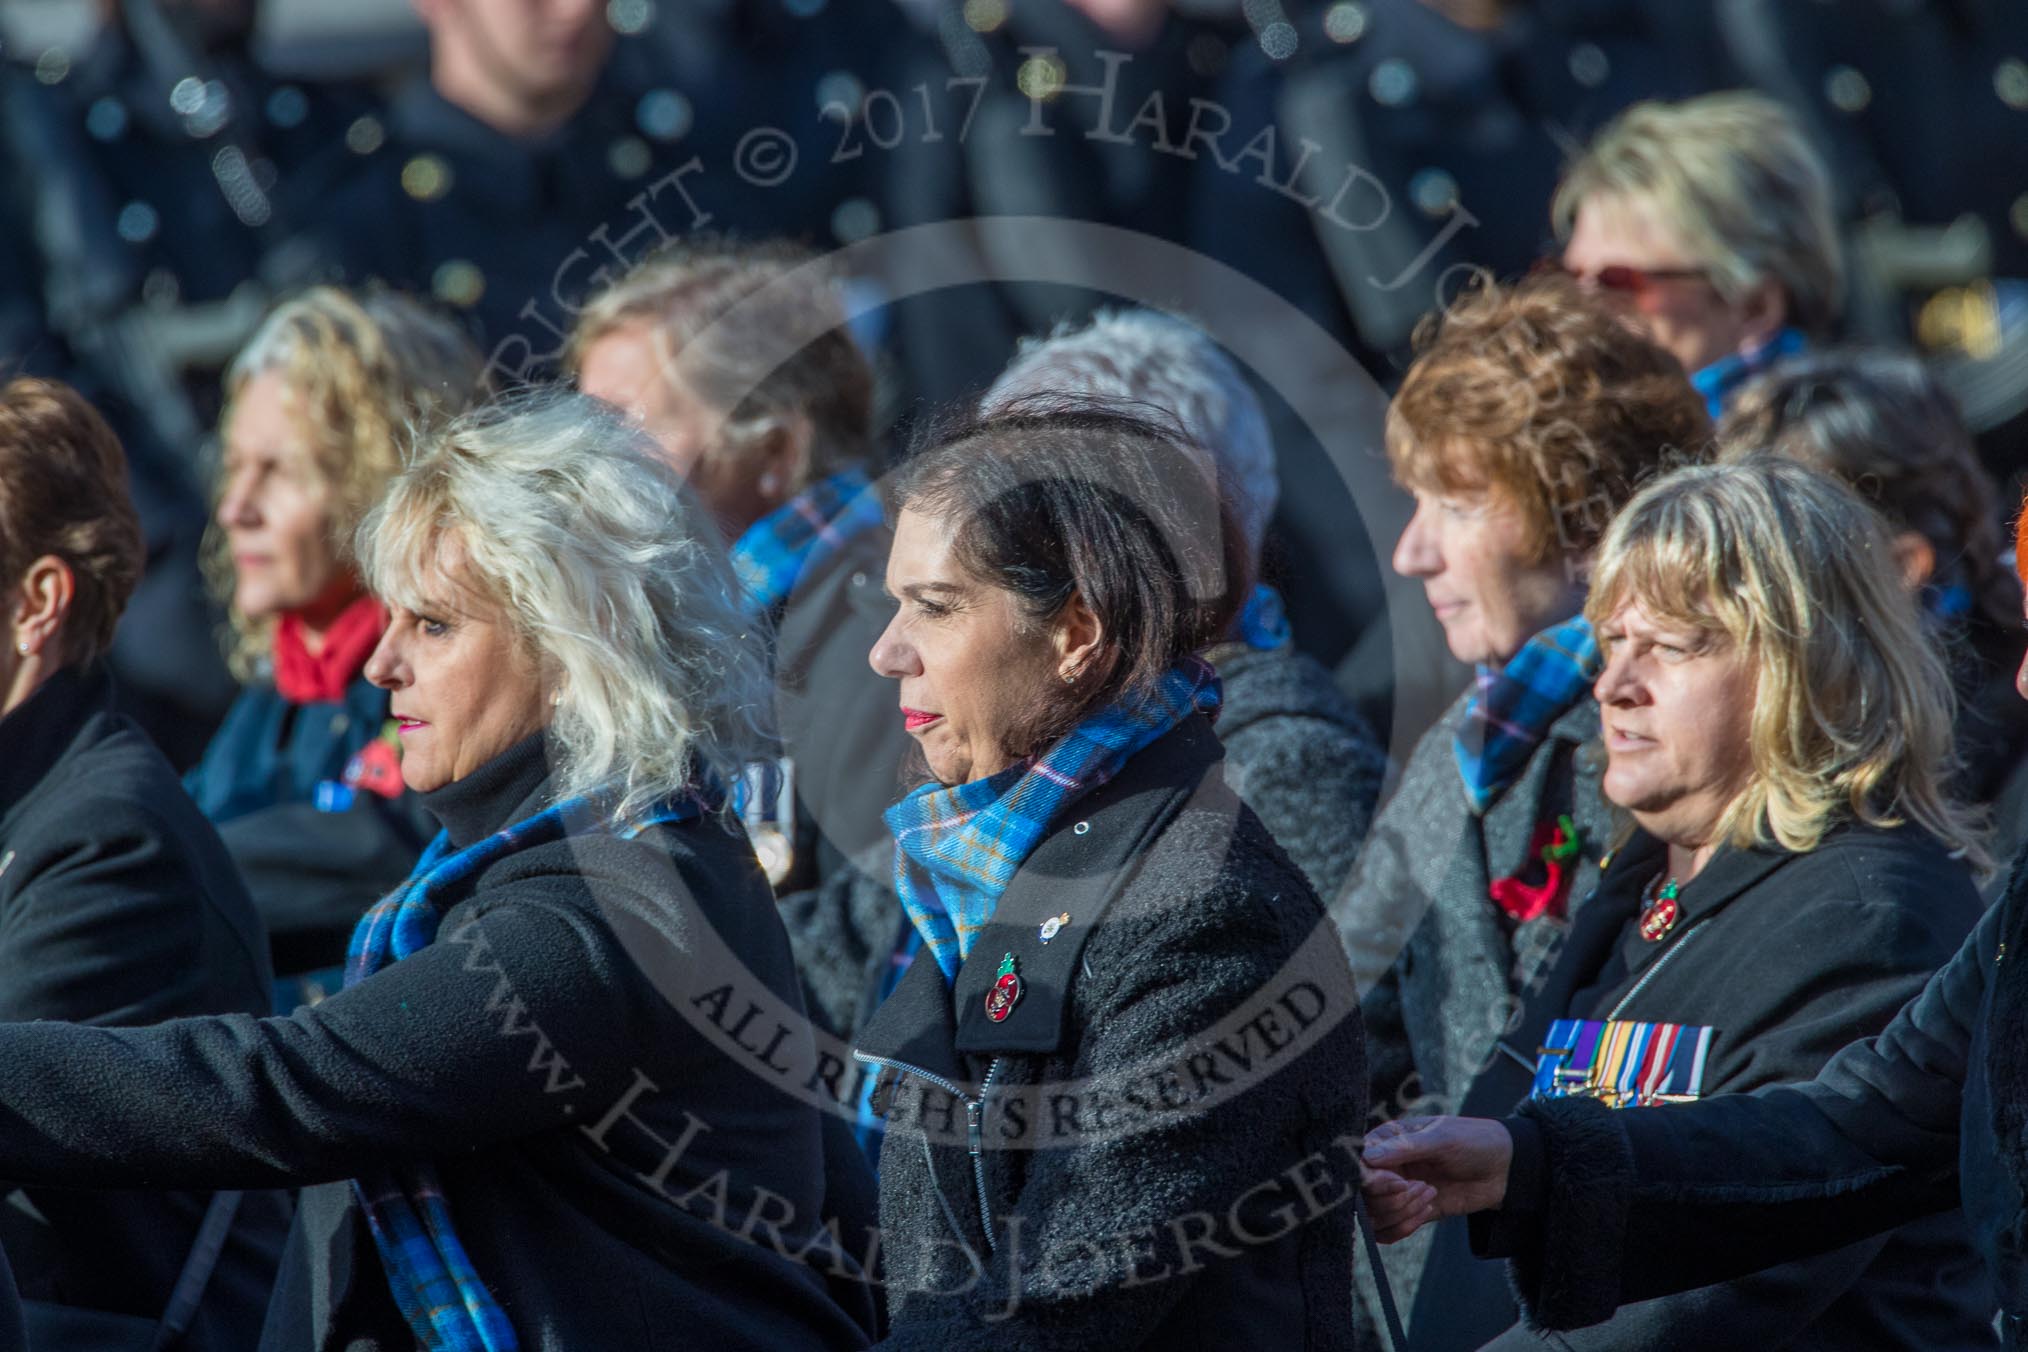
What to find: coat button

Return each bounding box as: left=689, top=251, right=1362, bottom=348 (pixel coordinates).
left=330, top=714, right=349, bottom=735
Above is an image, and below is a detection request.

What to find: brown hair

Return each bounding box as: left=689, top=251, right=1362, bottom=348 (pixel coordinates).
left=0, top=378, right=143, bottom=666
left=1387, top=274, right=1713, bottom=565
left=890, top=400, right=1247, bottom=766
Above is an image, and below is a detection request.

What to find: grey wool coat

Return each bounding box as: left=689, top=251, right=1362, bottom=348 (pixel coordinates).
left=1331, top=688, right=1613, bottom=1330
left=855, top=714, right=1369, bottom=1350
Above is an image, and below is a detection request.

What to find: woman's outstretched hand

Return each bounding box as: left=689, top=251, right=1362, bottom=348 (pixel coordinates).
left=1360, top=1116, right=1515, bottom=1242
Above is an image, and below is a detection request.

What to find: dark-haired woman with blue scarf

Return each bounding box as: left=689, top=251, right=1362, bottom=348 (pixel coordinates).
left=0, top=393, right=879, bottom=1350
left=853, top=405, right=1366, bottom=1349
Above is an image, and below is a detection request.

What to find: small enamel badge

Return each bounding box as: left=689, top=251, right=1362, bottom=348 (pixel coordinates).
left=1639, top=878, right=1681, bottom=942
left=1039, top=912, right=1069, bottom=944
left=984, top=952, right=1022, bottom=1023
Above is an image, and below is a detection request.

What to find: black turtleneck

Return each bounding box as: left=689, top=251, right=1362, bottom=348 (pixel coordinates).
left=417, top=731, right=555, bottom=851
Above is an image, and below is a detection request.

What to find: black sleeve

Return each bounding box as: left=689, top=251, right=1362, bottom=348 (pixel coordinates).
left=0, top=869, right=666, bottom=1192
left=0, top=803, right=265, bottom=1025
left=1473, top=904, right=1986, bottom=1331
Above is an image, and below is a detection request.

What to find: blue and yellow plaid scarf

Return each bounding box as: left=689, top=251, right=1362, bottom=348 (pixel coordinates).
left=343, top=786, right=710, bottom=1352
left=1453, top=614, right=1598, bottom=816
left=885, top=659, right=1222, bottom=984
left=729, top=468, right=884, bottom=617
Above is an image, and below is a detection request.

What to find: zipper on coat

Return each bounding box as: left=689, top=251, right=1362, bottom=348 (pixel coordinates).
left=853, top=1050, right=1007, bottom=1253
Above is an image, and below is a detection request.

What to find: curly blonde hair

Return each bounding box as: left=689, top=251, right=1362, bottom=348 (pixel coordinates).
left=206, top=287, right=487, bottom=678
left=1386, top=275, right=1712, bottom=566
left=1587, top=457, right=1987, bottom=874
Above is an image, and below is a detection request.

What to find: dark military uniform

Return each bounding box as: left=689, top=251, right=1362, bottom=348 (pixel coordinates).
left=1186, top=0, right=1730, bottom=743
left=0, top=22, right=372, bottom=767
left=302, top=10, right=892, bottom=383
left=1719, top=0, right=2028, bottom=483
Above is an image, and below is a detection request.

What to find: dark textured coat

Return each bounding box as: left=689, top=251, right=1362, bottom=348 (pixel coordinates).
left=855, top=714, right=1367, bottom=1349
left=1421, top=822, right=1994, bottom=1350
left=1478, top=843, right=2028, bottom=1344
left=1212, top=640, right=1388, bottom=908
left=1334, top=690, right=1613, bottom=1330
left=0, top=666, right=287, bottom=1349
left=184, top=673, right=432, bottom=978
left=0, top=733, right=877, bottom=1351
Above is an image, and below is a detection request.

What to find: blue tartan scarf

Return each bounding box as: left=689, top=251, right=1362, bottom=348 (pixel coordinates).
left=343, top=787, right=709, bottom=1352
left=1691, top=327, right=1805, bottom=420
left=885, top=658, right=1222, bottom=984
left=1453, top=614, right=1599, bottom=816
left=729, top=468, right=883, bottom=617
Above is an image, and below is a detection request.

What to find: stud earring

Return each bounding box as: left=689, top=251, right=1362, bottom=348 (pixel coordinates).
left=1060, top=668, right=1077, bottom=685
left=14, top=642, right=26, bottom=656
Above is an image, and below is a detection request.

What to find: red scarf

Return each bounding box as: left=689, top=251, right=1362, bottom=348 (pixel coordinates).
left=273, top=594, right=386, bottom=705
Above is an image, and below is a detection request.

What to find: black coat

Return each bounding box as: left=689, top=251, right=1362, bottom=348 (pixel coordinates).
left=855, top=714, right=1367, bottom=1349
left=0, top=731, right=877, bottom=1351
left=1472, top=823, right=2005, bottom=1348
left=0, top=667, right=287, bottom=1348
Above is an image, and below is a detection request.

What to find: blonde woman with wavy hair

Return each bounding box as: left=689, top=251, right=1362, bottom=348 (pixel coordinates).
left=1363, top=455, right=1998, bottom=1350
left=187, top=285, right=486, bottom=1000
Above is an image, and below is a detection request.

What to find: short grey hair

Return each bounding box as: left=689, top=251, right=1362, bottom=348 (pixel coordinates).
left=358, top=389, right=773, bottom=822
left=981, top=309, right=1278, bottom=561
left=1553, top=91, right=1844, bottom=336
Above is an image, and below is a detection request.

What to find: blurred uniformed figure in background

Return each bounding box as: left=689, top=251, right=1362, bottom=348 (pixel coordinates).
left=0, top=0, right=374, bottom=766
left=1716, top=0, right=2028, bottom=490
left=301, top=0, right=902, bottom=385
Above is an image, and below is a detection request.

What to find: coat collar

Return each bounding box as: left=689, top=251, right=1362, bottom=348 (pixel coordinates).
left=0, top=666, right=110, bottom=823
left=855, top=713, right=1225, bottom=1078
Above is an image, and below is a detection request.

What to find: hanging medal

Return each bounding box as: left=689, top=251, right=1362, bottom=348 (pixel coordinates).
left=984, top=952, right=1023, bottom=1022
left=1639, top=876, right=1681, bottom=942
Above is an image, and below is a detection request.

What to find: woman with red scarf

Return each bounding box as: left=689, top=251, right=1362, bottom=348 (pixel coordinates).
left=185, top=287, right=486, bottom=1002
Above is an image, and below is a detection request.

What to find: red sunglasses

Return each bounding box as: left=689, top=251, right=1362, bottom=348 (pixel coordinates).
left=1542, top=258, right=1712, bottom=296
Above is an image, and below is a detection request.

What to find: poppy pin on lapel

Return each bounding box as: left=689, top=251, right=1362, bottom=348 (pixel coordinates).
left=1039, top=912, right=1069, bottom=944
left=984, top=952, right=1022, bottom=1023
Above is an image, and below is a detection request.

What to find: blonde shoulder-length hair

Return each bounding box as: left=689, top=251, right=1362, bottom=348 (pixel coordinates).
left=209, top=286, right=487, bottom=679
left=1586, top=456, right=1987, bottom=873
left=356, top=389, right=774, bottom=822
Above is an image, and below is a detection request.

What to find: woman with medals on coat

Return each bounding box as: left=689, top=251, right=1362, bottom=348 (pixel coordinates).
left=1363, top=458, right=2001, bottom=1349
